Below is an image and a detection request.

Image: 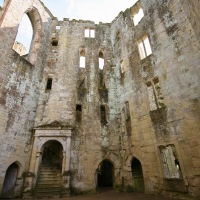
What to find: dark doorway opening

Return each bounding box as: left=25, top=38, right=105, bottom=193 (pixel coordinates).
left=97, top=160, right=114, bottom=190
left=131, top=158, right=145, bottom=192
left=1, top=162, right=19, bottom=198
left=42, top=140, right=63, bottom=170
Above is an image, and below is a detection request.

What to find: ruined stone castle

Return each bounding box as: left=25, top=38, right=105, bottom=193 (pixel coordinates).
left=0, top=0, right=200, bottom=199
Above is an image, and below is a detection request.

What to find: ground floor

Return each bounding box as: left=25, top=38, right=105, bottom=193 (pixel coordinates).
left=17, top=189, right=186, bottom=200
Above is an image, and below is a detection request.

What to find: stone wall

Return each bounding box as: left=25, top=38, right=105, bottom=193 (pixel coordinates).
left=0, top=0, right=199, bottom=198
left=0, top=0, right=52, bottom=195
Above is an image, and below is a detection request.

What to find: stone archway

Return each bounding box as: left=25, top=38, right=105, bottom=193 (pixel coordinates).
left=97, top=160, right=114, bottom=189
left=131, top=158, right=144, bottom=192
left=1, top=162, right=19, bottom=198
left=41, top=140, right=63, bottom=170
left=34, top=140, right=64, bottom=197
left=25, top=6, right=42, bottom=64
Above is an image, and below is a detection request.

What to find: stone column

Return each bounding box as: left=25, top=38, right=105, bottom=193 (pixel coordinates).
left=61, top=136, right=71, bottom=197
left=23, top=136, right=39, bottom=197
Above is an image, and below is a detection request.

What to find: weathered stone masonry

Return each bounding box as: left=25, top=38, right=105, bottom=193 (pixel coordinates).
left=0, top=0, right=200, bottom=199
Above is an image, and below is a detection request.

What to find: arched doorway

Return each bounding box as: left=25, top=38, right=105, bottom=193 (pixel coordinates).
left=131, top=158, right=144, bottom=192
left=41, top=140, right=63, bottom=169
left=35, top=140, right=63, bottom=197
left=97, top=160, right=114, bottom=189
left=1, top=162, right=19, bottom=198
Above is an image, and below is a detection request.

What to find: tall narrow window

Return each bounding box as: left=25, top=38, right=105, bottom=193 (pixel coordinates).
left=100, top=105, right=107, bottom=126
left=13, top=14, right=33, bottom=55
left=125, top=101, right=130, bottom=120
left=85, top=28, right=95, bottom=38
left=80, top=50, right=86, bottom=68
left=120, top=60, right=125, bottom=73
left=85, top=29, right=90, bottom=37
left=76, top=104, right=82, bottom=122
left=90, top=29, right=95, bottom=38
left=99, top=51, right=104, bottom=70
left=138, top=35, right=152, bottom=60
left=46, top=78, right=52, bottom=90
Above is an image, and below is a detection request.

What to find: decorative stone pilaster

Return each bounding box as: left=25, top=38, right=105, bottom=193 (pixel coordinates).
left=23, top=122, right=73, bottom=198
left=22, top=172, right=35, bottom=198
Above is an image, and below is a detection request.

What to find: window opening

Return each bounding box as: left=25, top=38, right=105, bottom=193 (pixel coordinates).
left=133, top=8, right=144, bottom=26
left=99, top=51, right=104, bottom=70
left=90, top=29, right=95, bottom=38
left=120, top=60, right=125, bottom=73
left=116, top=31, right=121, bottom=42
left=76, top=104, right=82, bottom=122
left=159, top=145, right=183, bottom=179
left=138, top=35, right=152, bottom=60
left=85, top=29, right=90, bottom=37
left=80, top=50, right=86, bottom=68
left=13, top=14, right=33, bottom=55
left=46, top=78, right=52, bottom=90
left=85, top=28, right=95, bottom=38
left=125, top=101, right=130, bottom=120
left=51, top=38, right=58, bottom=46
left=146, top=78, right=164, bottom=111
left=100, top=105, right=107, bottom=125
left=56, top=26, right=60, bottom=30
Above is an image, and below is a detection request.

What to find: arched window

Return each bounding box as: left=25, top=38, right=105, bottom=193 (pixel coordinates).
left=99, top=51, right=104, bottom=70
left=13, top=14, right=33, bottom=56
left=80, top=49, right=86, bottom=68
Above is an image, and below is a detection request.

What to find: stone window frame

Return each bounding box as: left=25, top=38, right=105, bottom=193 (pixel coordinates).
left=120, top=60, right=125, bottom=73
left=137, top=35, right=152, bottom=60
left=131, top=2, right=144, bottom=26
left=12, top=7, right=42, bottom=65
left=45, top=76, right=53, bottom=92
left=146, top=77, right=164, bottom=111
left=99, top=50, right=105, bottom=70
left=100, top=104, right=108, bottom=126
left=84, top=28, right=95, bottom=38
left=158, top=144, right=183, bottom=179
left=79, top=48, right=86, bottom=68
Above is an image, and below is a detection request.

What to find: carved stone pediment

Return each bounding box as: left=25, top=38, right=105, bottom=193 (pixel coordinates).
left=35, top=120, right=73, bottom=130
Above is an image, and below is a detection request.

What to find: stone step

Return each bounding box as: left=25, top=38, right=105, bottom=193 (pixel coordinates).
left=35, top=166, right=62, bottom=198
left=40, top=171, right=61, bottom=174
left=38, top=179, right=61, bottom=182
left=35, top=185, right=61, bottom=192
left=37, top=182, right=61, bottom=188
left=39, top=175, right=61, bottom=179
left=38, top=177, right=62, bottom=181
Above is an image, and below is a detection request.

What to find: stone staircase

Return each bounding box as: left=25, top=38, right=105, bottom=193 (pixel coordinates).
left=34, top=165, right=62, bottom=198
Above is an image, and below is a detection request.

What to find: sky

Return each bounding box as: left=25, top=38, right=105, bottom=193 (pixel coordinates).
left=0, top=0, right=4, bottom=7
left=14, top=0, right=138, bottom=54
left=41, top=0, right=138, bottom=23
